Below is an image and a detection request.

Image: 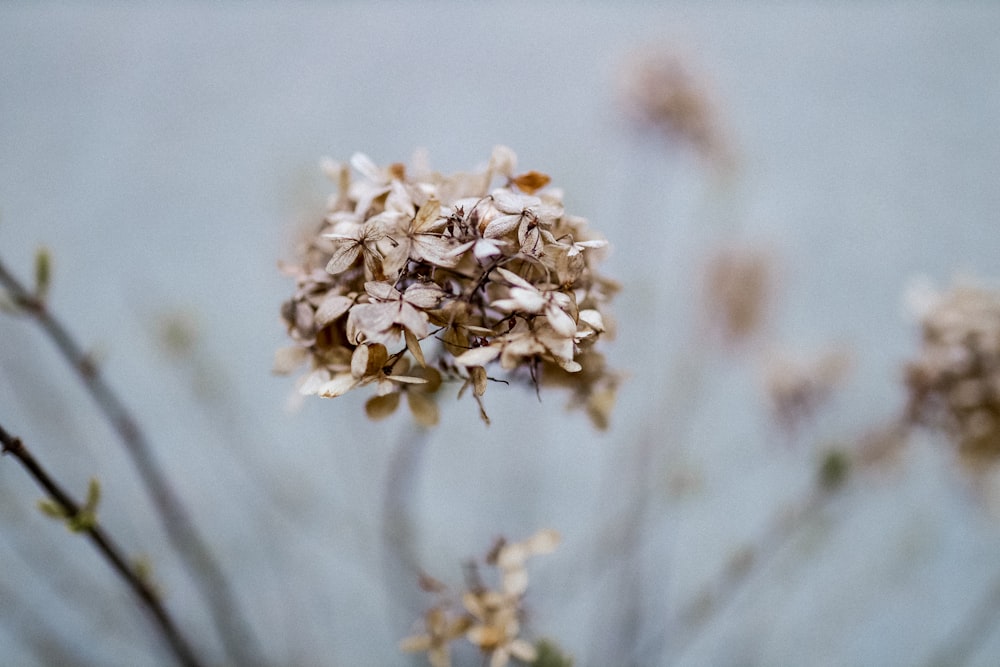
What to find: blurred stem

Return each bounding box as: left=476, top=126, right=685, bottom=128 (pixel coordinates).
left=0, top=422, right=203, bottom=667
left=0, top=256, right=263, bottom=666
left=381, top=425, right=430, bottom=648
left=663, top=485, right=828, bottom=663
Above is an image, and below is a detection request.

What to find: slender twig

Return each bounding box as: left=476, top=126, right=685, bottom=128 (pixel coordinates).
left=0, top=422, right=203, bottom=667
left=0, top=256, right=263, bottom=666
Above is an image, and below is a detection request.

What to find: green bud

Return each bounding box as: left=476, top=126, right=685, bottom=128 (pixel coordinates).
left=34, top=246, right=52, bottom=302
left=532, top=638, right=574, bottom=667
left=818, top=449, right=850, bottom=491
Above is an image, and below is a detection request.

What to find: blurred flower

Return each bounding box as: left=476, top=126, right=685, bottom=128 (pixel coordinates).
left=402, top=529, right=560, bottom=667
left=400, top=606, right=471, bottom=667
left=619, top=48, right=730, bottom=164
left=702, top=244, right=775, bottom=345
left=278, top=147, right=618, bottom=426
left=904, top=278, right=1000, bottom=465
left=763, top=346, right=852, bottom=433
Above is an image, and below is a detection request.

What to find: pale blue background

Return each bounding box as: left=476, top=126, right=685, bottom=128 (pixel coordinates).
left=2, top=3, right=1000, bottom=666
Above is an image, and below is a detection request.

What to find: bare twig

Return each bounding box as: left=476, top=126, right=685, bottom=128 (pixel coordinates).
left=0, top=422, right=203, bottom=667
left=0, top=256, right=263, bottom=666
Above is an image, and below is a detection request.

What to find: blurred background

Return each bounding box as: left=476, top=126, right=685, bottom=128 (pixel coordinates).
left=2, top=3, right=1000, bottom=666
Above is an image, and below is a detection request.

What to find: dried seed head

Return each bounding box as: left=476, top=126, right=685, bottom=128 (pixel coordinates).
left=278, top=147, right=618, bottom=427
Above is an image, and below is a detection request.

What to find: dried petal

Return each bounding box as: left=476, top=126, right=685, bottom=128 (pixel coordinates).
left=512, top=170, right=551, bottom=194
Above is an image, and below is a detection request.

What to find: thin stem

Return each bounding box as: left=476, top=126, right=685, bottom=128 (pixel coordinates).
left=381, top=425, right=431, bottom=661
left=0, top=256, right=263, bottom=666
left=0, top=422, right=203, bottom=667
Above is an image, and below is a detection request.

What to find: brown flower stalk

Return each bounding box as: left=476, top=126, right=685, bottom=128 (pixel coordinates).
left=0, top=422, right=203, bottom=667
left=0, top=255, right=262, bottom=666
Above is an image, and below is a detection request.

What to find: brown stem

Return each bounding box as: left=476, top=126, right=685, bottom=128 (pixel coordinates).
left=0, top=256, right=263, bottom=666
left=0, top=422, right=203, bottom=667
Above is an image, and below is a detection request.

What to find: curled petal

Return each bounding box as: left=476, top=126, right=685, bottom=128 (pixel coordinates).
left=545, top=303, right=578, bottom=338
left=455, top=345, right=502, bottom=367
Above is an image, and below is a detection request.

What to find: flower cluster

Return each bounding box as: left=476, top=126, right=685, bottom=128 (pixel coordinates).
left=400, top=529, right=560, bottom=667
left=276, top=147, right=618, bottom=427
left=905, top=279, right=1000, bottom=464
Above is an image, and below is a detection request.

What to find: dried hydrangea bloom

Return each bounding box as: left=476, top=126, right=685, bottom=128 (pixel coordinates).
left=904, top=278, right=1000, bottom=464
left=277, top=147, right=618, bottom=427
left=401, top=529, right=560, bottom=667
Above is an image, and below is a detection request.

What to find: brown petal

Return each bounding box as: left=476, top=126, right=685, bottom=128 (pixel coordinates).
left=365, top=392, right=401, bottom=420
left=512, top=170, right=551, bottom=194
left=407, top=390, right=439, bottom=427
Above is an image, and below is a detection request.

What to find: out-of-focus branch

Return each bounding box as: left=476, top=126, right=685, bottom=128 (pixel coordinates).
left=0, top=255, right=263, bottom=666
left=0, top=421, right=203, bottom=667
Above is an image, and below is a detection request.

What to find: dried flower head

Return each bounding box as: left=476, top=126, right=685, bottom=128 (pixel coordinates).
left=619, top=48, right=729, bottom=164
left=904, top=278, right=1000, bottom=464
left=277, top=147, right=618, bottom=427
left=401, top=529, right=561, bottom=667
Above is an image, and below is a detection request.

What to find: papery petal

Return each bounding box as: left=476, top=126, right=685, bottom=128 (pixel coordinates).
left=297, top=369, right=331, bottom=395
left=519, top=225, right=542, bottom=257
left=325, top=242, right=360, bottom=275
left=350, top=152, right=382, bottom=181
left=474, top=238, right=506, bottom=260
left=365, top=281, right=401, bottom=301
left=405, top=329, right=426, bottom=367
left=495, top=267, right=536, bottom=291
left=315, top=294, right=354, bottom=326
left=483, top=214, right=521, bottom=239
left=407, top=390, right=440, bottom=427
left=455, top=345, right=502, bottom=367
left=492, top=189, right=540, bottom=214
left=397, top=303, right=429, bottom=338
left=578, top=309, right=605, bottom=332
left=317, top=372, right=360, bottom=398
left=546, top=303, right=578, bottom=338
left=489, top=145, right=517, bottom=178
left=525, top=528, right=560, bottom=554
left=412, top=236, right=461, bottom=267
left=404, top=283, right=445, bottom=309
left=351, top=342, right=388, bottom=378
left=386, top=180, right=417, bottom=218
left=349, top=303, right=399, bottom=337
left=471, top=366, right=488, bottom=396
left=272, top=346, right=309, bottom=374
left=508, top=639, right=538, bottom=662
left=501, top=567, right=529, bottom=597
left=412, top=198, right=442, bottom=233
left=366, top=392, right=401, bottom=420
